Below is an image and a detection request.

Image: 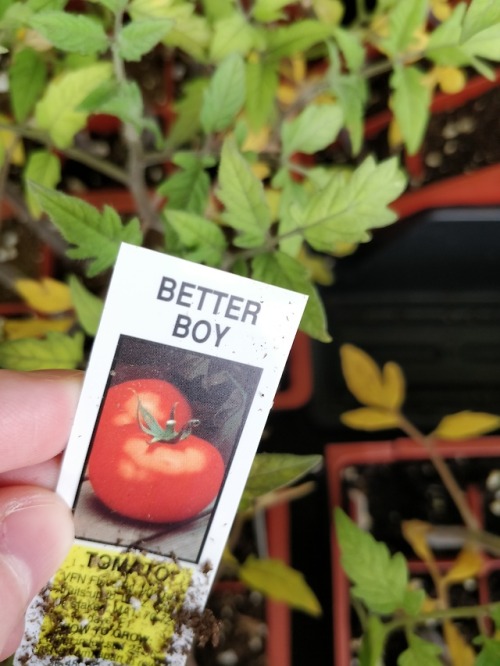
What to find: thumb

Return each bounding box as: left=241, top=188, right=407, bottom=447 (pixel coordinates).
left=0, top=486, right=74, bottom=660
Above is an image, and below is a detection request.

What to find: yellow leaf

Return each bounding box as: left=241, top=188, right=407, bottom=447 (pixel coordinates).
left=434, top=66, right=466, bottom=95
left=443, top=547, right=483, bottom=585
left=312, top=0, right=344, bottom=25
left=250, top=161, right=271, bottom=180
left=382, top=361, right=406, bottom=410
left=421, top=595, right=437, bottom=613
left=433, top=411, right=500, bottom=440
left=291, top=54, right=306, bottom=84
left=430, top=0, right=452, bottom=21
left=239, top=555, right=321, bottom=616
left=340, top=344, right=405, bottom=409
left=277, top=82, right=298, bottom=105
left=370, top=14, right=389, bottom=39
left=0, top=114, right=24, bottom=166
left=265, top=188, right=281, bottom=221
left=4, top=317, right=74, bottom=340
left=388, top=118, right=403, bottom=149
left=443, top=621, right=476, bottom=666
left=402, top=520, right=434, bottom=564
left=297, top=246, right=334, bottom=286
left=331, top=241, right=357, bottom=257
left=15, top=278, right=73, bottom=314
left=340, top=407, right=400, bottom=431
left=242, top=126, right=270, bottom=153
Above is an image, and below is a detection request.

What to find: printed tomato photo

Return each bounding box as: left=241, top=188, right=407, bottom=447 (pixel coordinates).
left=88, top=378, right=225, bottom=523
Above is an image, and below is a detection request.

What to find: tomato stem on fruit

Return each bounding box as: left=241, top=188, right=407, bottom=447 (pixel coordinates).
left=136, top=398, right=200, bottom=444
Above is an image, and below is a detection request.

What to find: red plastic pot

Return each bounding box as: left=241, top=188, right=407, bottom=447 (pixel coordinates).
left=325, top=437, right=500, bottom=666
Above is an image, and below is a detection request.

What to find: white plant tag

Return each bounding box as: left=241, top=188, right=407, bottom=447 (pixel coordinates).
left=15, top=243, right=307, bottom=666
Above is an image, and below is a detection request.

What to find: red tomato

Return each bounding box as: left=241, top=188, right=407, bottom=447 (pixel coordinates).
left=87, top=378, right=225, bottom=523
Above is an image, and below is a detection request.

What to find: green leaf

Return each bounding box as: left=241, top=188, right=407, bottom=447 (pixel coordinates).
left=27, top=0, right=67, bottom=10
left=359, top=616, right=386, bottom=666
left=334, top=508, right=410, bottom=614
left=252, top=0, right=290, bottom=22
left=68, top=274, right=103, bottom=337
left=239, top=453, right=322, bottom=513
left=251, top=252, right=331, bottom=342
left=462, top=20, right=500, bottom=61
left=278, top=176, right=308, bottom=256
left=333, top=26, right=365, bottom=71
left=390, top=65, right=432, bottom=155
left=209, top=13, right=257, bottom=61
left=401, top=587, right=425, bottom=616
left=97, top=0, right=128, bottom=12
left=266, top=20, right=331, bottom=60
left=425, top=4, right=471, bottom=67
left=0, top=332, right=84, bottom=370
left=163, top=210, right=226, bottom=267
left=200, top=52, right=246, bottom=134
left=29, top=11, right=109, bottom=55
left=330, top=72, right=368, bottom=155
left=239, top=556, right=321, bottom=616
left=166, top=78, right=207, bottom=148
left=380, top=0, right=427, bottom=56
left=158, top=152, right=212, bottom=214
left=300, top=157, right=406, bottom=252
left=282, top=103, right=343, bottom=158
left=398, top=634, right=442, bottom=666
left=35, top=62, right=112, bottom=148
left=163, top=11, right=211, bottom=61
left=9, top=47, right=47, bottom=123
left=461, top=0, right=500, bottom=43
left=245, top=58, right=278, bottom=130
left=477, top=638, right=500, bottom=666
left=28, top=183, right=143, bottom=277
left=79, top=80, right=148, bottom=136
left=117, top=18, right=173, bottom=61
left=23, top=150, right=60, bottom=218
left=202, top=0, right=233, bottom=21
left=217, top=136, right=271, bottom=248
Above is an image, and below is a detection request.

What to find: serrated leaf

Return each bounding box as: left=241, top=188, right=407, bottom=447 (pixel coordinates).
left=340, top=343, right=405, bottom=409
left=9, top=47, right=47, bottom=123
left=300, top=157, right=406, bottom=252
left=433, top=410, right=500, bottom=440
left=217, top=136, right=271, bottom=248
left=117, top=18, right=173, bottom=61
left=79, top=80, right=145, bottom=135
left=163, top=210, right=226, bottom=267
left=158, top=153, right=211, bottom=214
left=15, top=277, right=72, bottom=314
left=282, top=103, right=343, bottom=158
left=239, top=453, right=322, bottom=513
left=209, top=13, right=256, bottom=60
left=443, top=620, right=476, bottom=666
left=35, top=62, right=112, bottom=148
left=239, top=556, right=321, bottom=616
left=201, top=52, right=246, bottom=134
left=0, top=332, right=84, bottom=370
left=398, top=634, right=442, bottom=666
left=340, top=407, right=400, bottom=431
left=266, top=20, right=332, bottom=60
left=390, top=66, right=432, bottom=155
left=443, top=547, right=483, bottom=585
left=29, top=183, right=143, bottom=277
left=426, top=4, right=471, bottom=67
left=163, top=11, right=211, bottom=61
left=23, top=150, right=60, bottom=218
left=330, top=72, right=368, bottom=155
left=335, top=508, right=410, bottom=614
left=359, top=616, right=386, bottom=666
left=3, top=317, right=74, bottom=341
left=251, top=251, right=331, bottom=342
left=380, top=0, right=427, bottom=56
left=68, top=274, right=103, bottom=337
left=29, top=11, right=109, bottom=55
left=245, top=59, right=278, bottom=130
left=462, top=22, right=500, bottom=61
left=401, top=587, right=425, bottom=616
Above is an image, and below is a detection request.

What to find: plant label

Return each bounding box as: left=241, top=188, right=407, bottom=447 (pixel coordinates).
left=15, top=243, right=307, bottom=666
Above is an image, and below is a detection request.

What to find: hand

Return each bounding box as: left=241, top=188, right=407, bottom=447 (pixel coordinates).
left=0, top=370, right=81, bottom=660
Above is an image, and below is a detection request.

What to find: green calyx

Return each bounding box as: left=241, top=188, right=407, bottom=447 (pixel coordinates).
left=136, top=398, right=199, bottom=444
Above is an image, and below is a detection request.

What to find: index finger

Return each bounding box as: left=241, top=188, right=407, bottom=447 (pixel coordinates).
left=0, top=370, right=82, bottom=474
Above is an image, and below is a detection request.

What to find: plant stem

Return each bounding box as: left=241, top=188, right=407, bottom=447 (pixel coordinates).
left=111, top=9, right=161, bottom=234
left=398, top=414, right=480, bottom=532
left=385, top=600, right=500, bottom=635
